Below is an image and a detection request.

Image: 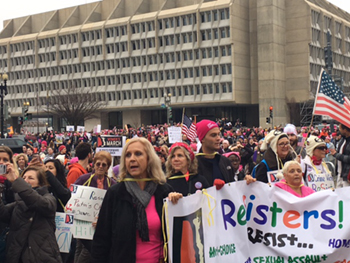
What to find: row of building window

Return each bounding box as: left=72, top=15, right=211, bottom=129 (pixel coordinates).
left=6, top=81, right=232, bottom=108
left=2, top=9, right=230, bottom=54
left=7, top=44, right=232, bottom=78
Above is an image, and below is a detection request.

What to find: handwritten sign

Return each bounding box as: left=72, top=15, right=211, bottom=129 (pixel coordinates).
left=65, top=185, right=106, bottom=222
left=72, top=219, right=95, bottom=240
left=55, top=212, right=73, bottom=253
left=306, top=172, right=334, bottom=192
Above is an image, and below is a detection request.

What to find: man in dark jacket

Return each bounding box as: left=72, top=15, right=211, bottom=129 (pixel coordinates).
left=330, top=123, right=350, bottom=188
left=196, top=120, right=235, bottom=187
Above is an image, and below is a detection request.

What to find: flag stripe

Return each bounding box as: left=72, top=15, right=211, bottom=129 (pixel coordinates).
left=313, top=69, right=350, bottom=127
left=314, top=95, right=350, bottom=120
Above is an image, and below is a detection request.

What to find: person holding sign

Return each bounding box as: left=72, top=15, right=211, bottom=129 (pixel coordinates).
left=91, top=137, right=179, bottom=263
left=300, top=136, right=334, bottom=192
left=166, top=142, right=210, bottom=195
left=0, top=165, right=62, bottom=262
left=255, top=130, right=297, bottom=184
left=73, top=151, right=117, bottom=263
left=275, top=161, right=314, bottom=197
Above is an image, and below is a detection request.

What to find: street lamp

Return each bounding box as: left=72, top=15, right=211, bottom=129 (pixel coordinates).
left=164, top=93, right=172, bottom=124
left=0, top=73, right=8, bottom=138
left=23, top=101, right=30, bottom=123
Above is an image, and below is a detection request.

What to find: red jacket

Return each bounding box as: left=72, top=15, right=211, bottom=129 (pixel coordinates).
left=67, top=163, right=88, bottom=188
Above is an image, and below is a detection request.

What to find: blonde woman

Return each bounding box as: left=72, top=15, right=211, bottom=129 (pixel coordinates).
left=92, top=137, right=180, bottom=263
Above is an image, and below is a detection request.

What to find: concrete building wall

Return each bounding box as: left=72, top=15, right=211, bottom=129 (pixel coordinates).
left=1, top=0, right=350, bottom=129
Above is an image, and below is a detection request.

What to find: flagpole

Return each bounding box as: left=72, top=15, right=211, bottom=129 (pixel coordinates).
left=181, top=108, right=185, bottom=133
left=307, top=68, right=324, bottom=139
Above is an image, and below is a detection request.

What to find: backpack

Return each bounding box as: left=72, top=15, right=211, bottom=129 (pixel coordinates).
left=251, top=159, right=270, bottom=178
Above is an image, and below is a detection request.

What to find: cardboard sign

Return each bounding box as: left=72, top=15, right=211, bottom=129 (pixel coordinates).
left=65, top=185, right=106, bottom=222
left=168, top=126, right=182, bottom=144
left=55, top=212, right=73, bottom=253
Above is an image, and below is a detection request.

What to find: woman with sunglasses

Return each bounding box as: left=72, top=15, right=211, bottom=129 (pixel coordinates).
left=73, top=151, right=117, bottom=263
left=300, top=135, right=333, bottom=191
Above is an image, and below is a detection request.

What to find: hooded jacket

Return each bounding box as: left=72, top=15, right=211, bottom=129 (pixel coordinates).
left=0, top=177, right=62, bottom=263
left=67, top=163, right=88, bottom=188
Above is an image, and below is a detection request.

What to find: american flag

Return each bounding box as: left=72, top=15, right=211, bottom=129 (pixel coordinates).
left=182, top=115, right=197, bottom=142
left=313, top=68, right=350, bottom=127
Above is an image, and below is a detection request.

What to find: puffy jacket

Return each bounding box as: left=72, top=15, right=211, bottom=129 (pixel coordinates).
left=0, top=177, right=62, bottom=263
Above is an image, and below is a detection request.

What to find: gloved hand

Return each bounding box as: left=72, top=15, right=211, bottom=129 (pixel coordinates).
left=213, top=179, right=225, bottom=190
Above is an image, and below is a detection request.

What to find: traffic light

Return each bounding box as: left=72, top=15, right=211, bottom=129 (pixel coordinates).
left=269, top=106, right=273, bottom=118
left=168, top=107, right=172, bottom=119
left=266, top=117, right=270, bottom=124
left=24, top=108, right=29, bottom=120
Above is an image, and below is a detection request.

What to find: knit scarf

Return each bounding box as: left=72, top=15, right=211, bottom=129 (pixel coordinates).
left=311, top=156, right=322, bottom=165
left=125, top=175, right=158, bottom=242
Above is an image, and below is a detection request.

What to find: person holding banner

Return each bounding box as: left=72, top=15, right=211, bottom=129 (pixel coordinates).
left=166, top=142, right=210, bottom=195
left=255, top=130, right=297, bottom=183
left=300, top=136, right=334, bottom=192
left=275, top=161, right=314, bottom=197
left=91, top=137, right=178, bottom=263
left=73, top=150, right=117, bottom=263
left=0, top=166, right=62, bottom=262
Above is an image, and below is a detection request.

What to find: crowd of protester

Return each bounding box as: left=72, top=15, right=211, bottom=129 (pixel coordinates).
left=0, top=118, right=349, bottom=262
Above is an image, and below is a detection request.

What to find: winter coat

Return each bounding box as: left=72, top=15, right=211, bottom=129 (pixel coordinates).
left=66, top=163, right=88, bottom=188
left=255, top=148, right=294, bottom=183
left=0, top=177, right=62, bottom=263
left=91, top=181, right=173, bottom=263
left=46, top=171, right=71, bottom=213
left=334, top=136, right=350, bottom=181
left=167, top=171, right=210, bottom=196
left=196, top=149, right=235, bottom=185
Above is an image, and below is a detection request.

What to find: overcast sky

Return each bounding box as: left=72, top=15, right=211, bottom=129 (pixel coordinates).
left=0, top=0, right=349, bottom=31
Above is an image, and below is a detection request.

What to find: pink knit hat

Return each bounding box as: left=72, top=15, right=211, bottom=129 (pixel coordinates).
left=196, top=120, right=219, bottom=142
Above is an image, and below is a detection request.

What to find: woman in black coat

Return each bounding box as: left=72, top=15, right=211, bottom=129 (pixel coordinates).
left=0, top=165, right=62, bottom=263
left=166, top=142, right=210, bottom=195
left=91, top=137, right=181, bottom=263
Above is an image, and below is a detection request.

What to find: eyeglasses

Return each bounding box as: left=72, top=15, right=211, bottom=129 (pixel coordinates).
left=277, top=142, right=290, bottom=147
left=315, top=146, right=327, bottom=151
left=95, top=162, right=108, bottom=168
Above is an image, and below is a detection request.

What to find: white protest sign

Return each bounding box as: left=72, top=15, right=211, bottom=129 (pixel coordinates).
left=65, top=185, right=106, bottom=222
left=72, top=219, right=95, bottom=240
left=168, top=126, right=182, bottom=144
left=77, top=126, right=85, bottom=132
left=55, top=212, right=73, bottom=253
left=166, top=181, right=350, bottom=262
left=267, top=170, right=282, bottom=184
left=66, top=126, right=74, bottom=132
left=306, top=172, right=334, bottom=192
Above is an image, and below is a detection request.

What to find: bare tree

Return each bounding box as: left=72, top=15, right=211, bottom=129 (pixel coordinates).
left=46, top=86, right=108, bottom=127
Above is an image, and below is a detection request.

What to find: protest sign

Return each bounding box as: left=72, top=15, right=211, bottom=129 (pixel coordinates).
left=96, top=135, right=126, bottom=156
left=168, top=126, right=182, bottom=144
left=165, top=181, right=350, bottom=262
left=65, top=185, right=106, bottom=222
left=77, top=126, right=85, bottom=132
left=66, top=126, right=74, bottom=132
left=72, top=219, right=95, bottom=240
left=55, top=212, right=73, bottom=253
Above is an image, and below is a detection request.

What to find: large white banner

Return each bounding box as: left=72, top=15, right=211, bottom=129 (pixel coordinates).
left=165, top=181, right=350, bottom=263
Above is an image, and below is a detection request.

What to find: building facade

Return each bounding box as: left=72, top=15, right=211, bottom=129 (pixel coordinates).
left=0, top=0, right=350, bottom=131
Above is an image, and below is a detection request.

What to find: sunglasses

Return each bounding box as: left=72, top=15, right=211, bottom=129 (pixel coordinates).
left=95, top=162, right=108, bottom=168
left=315, top=146, right=327, bottom=151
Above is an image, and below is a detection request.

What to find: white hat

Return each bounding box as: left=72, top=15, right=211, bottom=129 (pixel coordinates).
left=284, top=124, right=297, bottom=136
left=306, top=135, right=326, bottom=157
left=261, top=130, right=289, bottom=153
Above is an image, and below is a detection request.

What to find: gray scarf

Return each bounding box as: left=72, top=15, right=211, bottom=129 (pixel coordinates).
left=125, top=175, right=158, bottom=241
